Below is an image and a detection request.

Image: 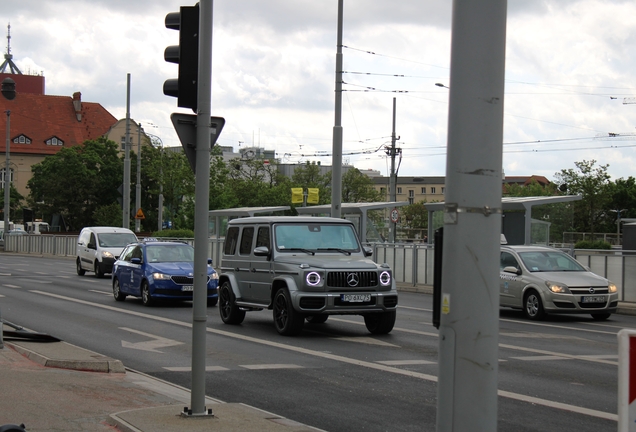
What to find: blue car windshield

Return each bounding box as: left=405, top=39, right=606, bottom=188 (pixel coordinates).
left=146, top=244, right=194, bottom=263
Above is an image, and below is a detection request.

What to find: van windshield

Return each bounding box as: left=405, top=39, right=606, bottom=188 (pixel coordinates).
left=98, top=233, right=137, bottom=248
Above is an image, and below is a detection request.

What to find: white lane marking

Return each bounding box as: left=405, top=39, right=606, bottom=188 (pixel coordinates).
left=377, top=360, right=435, bottom=366
left=578, top=354, right=618, bottom=360
left=500, top=332, right=584, bottom=340
left=0, top=294, right=4, bottom=297
left=119, top=327, right=184, bottom=353
left=511, top=355, right=568, bottom=361
left=240, top=364, right=303, bottom=370
left=89, top=290, right=111, bottom=296
left=2, top=284, right=21, bottom=288
left=500, top=318, right=617, bottom=335
left=163, top=366, right=228, bottom=372
left=330, top=336, right=400, bottom=347
left=329, top=317, right=439, bottom=337
left=29, top=290, right=617, bottom=422
left=499, top=343, right=617, bottom=366
left=398, top=305, right=431, bottom=312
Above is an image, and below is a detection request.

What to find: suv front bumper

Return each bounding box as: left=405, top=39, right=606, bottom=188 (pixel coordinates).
left=290, top=290, right=398, bottom=314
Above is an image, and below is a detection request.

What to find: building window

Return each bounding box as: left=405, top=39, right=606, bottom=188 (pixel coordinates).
left=120, top=136, right=133, bottom=150
left=421, top=187, right=426, bottom=194
left=0, top=168, right=14, bottom=189
left=13, top=134, right=31, bottom=144
left=380, top=187, right=386, bottom=195
left=408, top=197, right=414, bottom=204
left=397, top=187, right=402, bottom=194
left=441, top=187, right=445, bottom=194
left=46, top=136, right=64, bottom=146
left=431, top=187, right=436, bottom=194
left=408, top=190, right=414, bottom=197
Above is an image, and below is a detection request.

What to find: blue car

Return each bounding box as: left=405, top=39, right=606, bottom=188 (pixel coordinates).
left=112, top=240, right=219, bottom=306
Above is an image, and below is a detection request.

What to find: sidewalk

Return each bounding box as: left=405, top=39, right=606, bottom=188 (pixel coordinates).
left=0, top=332, right=321, bottom=432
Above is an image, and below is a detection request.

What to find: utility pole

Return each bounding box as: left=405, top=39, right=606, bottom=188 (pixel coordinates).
left=123, top=74, right=131, bottom=229
left=2, top=77, right=16, bottom=244
left=387, top=97, right=400, bottom=243
left=331, top=0, right=343, bottom=219
left=436, top=1, right=507, bottom=431
left=135, top=124, right=142, bottom=233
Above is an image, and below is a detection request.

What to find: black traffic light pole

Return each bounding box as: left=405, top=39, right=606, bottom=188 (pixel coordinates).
left=163, top=1, right=216, bottom=417
left=2, top=78, right=15, bottom=246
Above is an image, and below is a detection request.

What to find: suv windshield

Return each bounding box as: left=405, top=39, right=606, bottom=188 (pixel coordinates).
left=518, top=251, right=586, bottom=272
left=274, top=223, right=360, bottom=252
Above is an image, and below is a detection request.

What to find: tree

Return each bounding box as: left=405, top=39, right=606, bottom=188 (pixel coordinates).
left=0, top=184, right=25, bottom=222
left=341, top=168, right=383, bottom=203
left=553, top=160, right=611, bottom=236
left=401, top=202, right=428, bottom=230
left=27, top=137, right=123, bottom=230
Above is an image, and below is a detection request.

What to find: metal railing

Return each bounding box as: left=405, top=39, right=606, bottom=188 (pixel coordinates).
left=4, top=235, right=634, bottom=302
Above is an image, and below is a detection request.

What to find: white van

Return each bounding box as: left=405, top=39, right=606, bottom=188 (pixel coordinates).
left=76, top=227, right=138, bottom=278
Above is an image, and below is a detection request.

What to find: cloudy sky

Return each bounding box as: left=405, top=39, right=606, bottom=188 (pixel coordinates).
left=4, top=0, right=636, bottom=181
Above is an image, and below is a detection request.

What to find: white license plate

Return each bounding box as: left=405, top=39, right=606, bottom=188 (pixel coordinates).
left=581, top=296, right=605, bottom=303
left=181, top=286, right=194, bottom=292
left=341, top=294, right=371, bottom=303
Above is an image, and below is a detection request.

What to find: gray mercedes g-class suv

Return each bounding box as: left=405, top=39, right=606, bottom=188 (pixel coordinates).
left=218, top=216, right=398, bottom=336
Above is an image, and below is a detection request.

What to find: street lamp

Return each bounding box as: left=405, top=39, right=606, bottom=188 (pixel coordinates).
left=2, top=78, right=16, bottom=247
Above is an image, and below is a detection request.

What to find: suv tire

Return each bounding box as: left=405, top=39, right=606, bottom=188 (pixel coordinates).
left=219, top=282, right=245, bottom=324
left=273, top=288, right=304, bottom=336
left=364, top=311, right=396, bottom=334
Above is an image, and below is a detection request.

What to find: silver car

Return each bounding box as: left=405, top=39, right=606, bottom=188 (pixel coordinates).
left=500, top=245, right=618, bottom=320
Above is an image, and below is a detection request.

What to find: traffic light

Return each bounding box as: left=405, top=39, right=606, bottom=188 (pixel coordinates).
left=291, top=188, right=304, bottom=204
left=163, top=4, right=200, bottom=111
left=307, top=188, right=319, bottom=204
left=1, top=78, right=16, bottom=100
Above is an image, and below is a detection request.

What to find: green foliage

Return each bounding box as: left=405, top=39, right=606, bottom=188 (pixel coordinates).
left=151, top=229, right=194, bottom=238
left=400, top=202, right=428, bottom=229
left=574, top=240, right=611, bottom=250
left=341, top=168, right=383, bottom=203
left=0, top=185, right=25, bottom=221
left=92, top=203, right=123, bottom=227
left=554, top=160, right=611, bottom=235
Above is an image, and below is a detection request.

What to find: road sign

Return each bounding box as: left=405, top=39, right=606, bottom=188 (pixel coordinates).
left=170, top=113, right=225, bottom=174
left=135, top=208, right=145, bottom=220
left=390, top=208, right=399, bottom=223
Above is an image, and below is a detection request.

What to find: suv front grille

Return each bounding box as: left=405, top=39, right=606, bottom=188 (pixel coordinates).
left=327, top=271, right=378, bottom=288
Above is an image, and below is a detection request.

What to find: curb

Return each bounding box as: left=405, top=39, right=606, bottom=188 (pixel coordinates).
left=7, top=341, right=125, bottom=373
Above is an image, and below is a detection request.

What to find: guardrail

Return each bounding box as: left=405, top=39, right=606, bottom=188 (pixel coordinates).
left=4, top=235, right=635, bottom=302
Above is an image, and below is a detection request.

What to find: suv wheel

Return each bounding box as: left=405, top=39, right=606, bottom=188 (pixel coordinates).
left=76, top=258, right=86, bottom=276
left=364, top=311, right=396, bottom=334
left=523, top=290, right=545, bottom=320
left=273, top=288, right=304, bottom=336
left=219, top=282, right=245, bottom=324
left=94, top=261, right=104, bottom=278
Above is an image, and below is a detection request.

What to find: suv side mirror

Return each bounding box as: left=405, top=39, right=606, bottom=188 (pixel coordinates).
left=254, top=246, right=270, bottom=257
left=363, top=246, right=373, bottom=257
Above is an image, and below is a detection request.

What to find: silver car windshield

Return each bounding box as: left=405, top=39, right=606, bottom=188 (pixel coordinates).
left=518, top=251, right=586, bottom=272
left=274, top=223, right=360, bottom=252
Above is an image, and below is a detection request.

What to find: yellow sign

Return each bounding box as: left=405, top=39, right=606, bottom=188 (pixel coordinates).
left=135, top=208, right=145, bottom=220
left=307, top=188, right=319, bottom=204
left=291, top=188, right=304, bottom=204
left=442, top=293, right=450, bottom=315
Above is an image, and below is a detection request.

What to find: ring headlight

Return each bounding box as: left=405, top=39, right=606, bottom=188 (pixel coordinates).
left=380, top=271, right=391, bottom=286
left=306, top=271, right=321, bottom=286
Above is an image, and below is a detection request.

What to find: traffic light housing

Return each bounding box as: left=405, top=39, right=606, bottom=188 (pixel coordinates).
left=163, top=4, right=200, bottom=111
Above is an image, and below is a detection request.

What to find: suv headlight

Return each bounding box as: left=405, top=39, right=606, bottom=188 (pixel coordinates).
left=608, top=282, right=617, bottom=293
left=379, top=270, right=392, bottom=286
left=305, top=271, right=324, bottom=287
left=152, top=272, right=171, bottom=280
left=545, top=281, right=571, bottom=294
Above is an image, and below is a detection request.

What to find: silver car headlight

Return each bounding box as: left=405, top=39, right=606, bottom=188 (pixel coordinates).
left=152, top=272, right=171, bottom=280
left=608, top=282, right=617, bottom=293
left=545, top=281, right=571, bottom=294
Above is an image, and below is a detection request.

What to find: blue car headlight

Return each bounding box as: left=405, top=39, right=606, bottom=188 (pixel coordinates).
left=152, top=272, right=171, bottom=280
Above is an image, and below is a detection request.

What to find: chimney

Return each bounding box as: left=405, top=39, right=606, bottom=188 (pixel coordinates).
left=72, top=92, right=82, bottom=121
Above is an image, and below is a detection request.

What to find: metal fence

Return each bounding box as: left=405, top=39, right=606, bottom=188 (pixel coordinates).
left=4, top=235, right=634, bottom=303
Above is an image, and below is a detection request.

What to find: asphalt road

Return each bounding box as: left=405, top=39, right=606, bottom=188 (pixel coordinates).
left=0, top=253, right=632, bottom=432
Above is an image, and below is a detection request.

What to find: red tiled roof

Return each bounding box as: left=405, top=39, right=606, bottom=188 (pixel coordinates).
left=0, top=91, right=117, bottom=156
